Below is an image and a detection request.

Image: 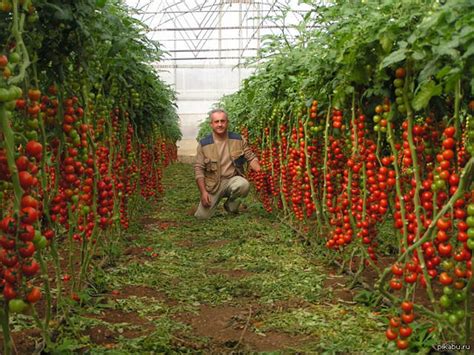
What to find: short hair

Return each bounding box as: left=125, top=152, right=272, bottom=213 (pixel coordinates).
left=208, top=109, right=228, bottom=122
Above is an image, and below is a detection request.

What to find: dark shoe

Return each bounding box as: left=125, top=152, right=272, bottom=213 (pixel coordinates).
left=224, top=199, right=240, bottom=214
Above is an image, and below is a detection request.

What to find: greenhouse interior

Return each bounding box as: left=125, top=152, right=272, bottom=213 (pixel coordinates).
left=0, top=0, right=473, bottom=353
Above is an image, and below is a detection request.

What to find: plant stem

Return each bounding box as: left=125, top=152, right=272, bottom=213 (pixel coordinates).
left=321, top=100, right=332, bottom=221
left=0, top=304, right=12, bottom=355
left=403, top=71, right=438, bottom=312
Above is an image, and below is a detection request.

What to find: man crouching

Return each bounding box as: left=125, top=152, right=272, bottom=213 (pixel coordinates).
left=194, top=109, right=261, bottom=219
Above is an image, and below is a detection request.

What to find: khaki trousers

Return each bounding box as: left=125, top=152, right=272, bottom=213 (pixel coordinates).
left=195, top=176, right=250, bottom=219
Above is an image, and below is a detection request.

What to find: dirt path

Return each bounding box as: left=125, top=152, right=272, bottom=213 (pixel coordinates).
left=71, top=163, right=386, bottom=352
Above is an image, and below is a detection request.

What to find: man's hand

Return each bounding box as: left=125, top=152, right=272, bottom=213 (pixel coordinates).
left=200, top=191, right=211, bottom=208
left=249, top=158, right=261, bottom=173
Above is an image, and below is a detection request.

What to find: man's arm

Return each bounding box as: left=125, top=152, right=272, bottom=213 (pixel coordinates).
left=248, top=158, right=261, bottom=172
left=196, top=177, right=211, bottom=207
left=194, top=144, right=211, bottom=207
left=242, top=136, right=261, bottom=172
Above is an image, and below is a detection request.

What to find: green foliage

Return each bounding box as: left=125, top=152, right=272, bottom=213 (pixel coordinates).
left=1, top=0, right=181, bottom=141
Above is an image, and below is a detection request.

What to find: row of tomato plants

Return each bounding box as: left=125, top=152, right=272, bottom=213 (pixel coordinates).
left=246, top=88, right=473, bottom=350
left=0, top=0, right=179, bottom=353
left=213, top=0, right=474, bottom=352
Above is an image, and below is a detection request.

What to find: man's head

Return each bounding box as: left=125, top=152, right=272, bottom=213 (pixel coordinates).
left=209, top=109, right=229, bottom=137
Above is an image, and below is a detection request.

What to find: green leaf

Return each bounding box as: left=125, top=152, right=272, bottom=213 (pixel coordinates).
left=380, top=48, right=407, bottom=69
left=418, top=59, right=438, bottom=83
left=379, top=32, right=394, bottom=53
left=412, top=80, right=442, bottom=111
left=462, top=42, right=474, bottom=59
left=412, top=50, right=425, bottom=61
left=435, top=66, right=452, bottom=80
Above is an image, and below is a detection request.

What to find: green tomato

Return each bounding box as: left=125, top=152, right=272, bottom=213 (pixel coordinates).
left=439, top=294, right=452, bottom=308
left=5, top=100, right=16, bottom=111
left=373, top=115, right=381, bottom=123
left=467, top=228, right=474, bottom=239
left=34, top=235, right=48, bottom=250
left=9, top=299, right=27, bottom=313
left=454, top=291, right=466, bottom=303
left=9, top=52, right=20, bottom=64
left=374, top=124, right=380, bottom=132
left=26, top=119, right=39, bottom=130
left=441, top=260, right=454, bottom=271
left=443, top=286, right=453, bottom=296
left=467, top=216, right=474, bottom=228
left=455, top=309, right=465, bottom=319
left=434, top=179, right=445, bottom=190
left=9, top=86, right=22, bottom=100
left=466, top=238, right=474, bottom=250
left=448, top=313, right=459, bottom=325
left=397, top=104, right=406, bottom=113
left=25, top=130, right=38, bottom=140
left=0, top=88, right=10, bottom=102
left=395, top=88, right=403, bottom=96
left=467, top=204, right=474, bottom=216
left=71, top=195, right=79, bottom=204
left=380, top=126, right=387, bottom=133
left=396, top=96, right=404, bottom=105
left=394, top=78, right=404, bottom=88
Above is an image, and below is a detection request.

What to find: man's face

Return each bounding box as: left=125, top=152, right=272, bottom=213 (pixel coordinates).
left=210, top=112, right=228, bottom=136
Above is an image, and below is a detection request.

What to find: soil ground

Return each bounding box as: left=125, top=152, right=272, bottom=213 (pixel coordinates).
left=6, top=162, right=393, bottom=353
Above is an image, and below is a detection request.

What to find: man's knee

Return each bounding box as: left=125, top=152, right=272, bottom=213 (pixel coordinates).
left=230, top=177, right=250, bottom=197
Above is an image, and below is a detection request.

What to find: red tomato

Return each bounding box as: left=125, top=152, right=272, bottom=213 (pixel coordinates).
left=386, top=327, right=398, bottom=341
left=436, top=218, right=451, bottom=231
left=21, top=207, right=39, bottom=224
left=391, top=263, right=404, bottom=276
left=401, top=312, right=414, bottom=324
left=396, top=338, right=409, bottom=350
left=395, top=67, right=406, bottom=79
left=399, top=326, right=412, bottom=338
left=443, top=126, right=455, bottom=137
left=389, top=317, right=401, bottom=328
left=390, top=278, right=403, bottom=290
left=401, top=301, right=414, bottom=313
left=439, top=272, right=453, bottom=285
left=3, top=283, right=17, bottom=300
left=28, top=89, right=41, bottom=101
left=21, top=260, right=40, bottom=276
left=16, top=156, right=30, bottom=171
left=21, top=195, right=39, bottom=209
left=19, top=171, right=34, bottom=189
left=18, top=242, right=35, bottom=258
left=26, top=287, right=41, bottom=303
left=25, top=141, right=42, bottom=160
left=0, top=55, right=8, bottom=68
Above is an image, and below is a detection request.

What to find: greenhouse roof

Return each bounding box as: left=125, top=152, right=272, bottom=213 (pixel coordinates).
left=126, top=0, right=313, bottom=65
